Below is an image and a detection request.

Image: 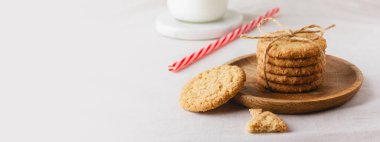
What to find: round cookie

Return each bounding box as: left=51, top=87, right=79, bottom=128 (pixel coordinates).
left=180, top=65, right=246, bottom=112
left=257, top=52, right=324, bottom=68
left=257, top=59, right=325, bottom=76
left=257, top=31, right=326, bottom=59
left=257, top=76, right=323, bottom=93
left=257, top=68, right=323, bottom=85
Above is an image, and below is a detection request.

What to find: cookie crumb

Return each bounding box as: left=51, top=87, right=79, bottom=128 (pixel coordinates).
left=246, top=109, right=288, bottom=133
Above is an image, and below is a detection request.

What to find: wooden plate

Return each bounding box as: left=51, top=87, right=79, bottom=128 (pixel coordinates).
left=225, top=54, right=363, bottom=114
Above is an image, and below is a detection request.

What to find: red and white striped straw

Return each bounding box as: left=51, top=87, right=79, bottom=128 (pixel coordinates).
left=168, top=7, right=280, bottom=72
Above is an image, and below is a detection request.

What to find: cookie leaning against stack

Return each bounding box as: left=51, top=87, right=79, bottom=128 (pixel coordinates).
left=256, top=31, right=326, bottom=93
left=180, top=65, right=246, bottom=112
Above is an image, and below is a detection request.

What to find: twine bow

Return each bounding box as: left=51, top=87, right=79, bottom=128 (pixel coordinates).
left=240, top=18, right=335, bottom=90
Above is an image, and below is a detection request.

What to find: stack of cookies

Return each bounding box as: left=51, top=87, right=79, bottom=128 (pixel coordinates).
left=256, top=31, right=327, bottom=93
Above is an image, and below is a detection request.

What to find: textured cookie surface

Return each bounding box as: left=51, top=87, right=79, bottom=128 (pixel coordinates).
left=257, top=52, right=323, bottom=67
left=257, top=31, right=326, bottom=59
left=257, top=59, right=325, bottom=77
left=257, top=68, right=322, bottom=85
left=180, top=65, right=246, bottom=112
left=246, top=109, right=288, bottom=133
left=257, top=77, right=323, bottom=93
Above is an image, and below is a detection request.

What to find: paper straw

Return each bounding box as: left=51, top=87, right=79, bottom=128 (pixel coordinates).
left=168, top=8, right=280, bottom=72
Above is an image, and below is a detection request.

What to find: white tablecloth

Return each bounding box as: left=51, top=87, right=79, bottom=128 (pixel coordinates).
left=1, top=0, right=380, bottom=141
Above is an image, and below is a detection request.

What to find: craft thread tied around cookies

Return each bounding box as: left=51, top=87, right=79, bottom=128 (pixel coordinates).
left=241, top=18, right=335, bottom=91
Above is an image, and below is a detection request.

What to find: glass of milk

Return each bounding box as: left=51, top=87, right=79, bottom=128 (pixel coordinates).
left=167, top=0, right=229, bottom=23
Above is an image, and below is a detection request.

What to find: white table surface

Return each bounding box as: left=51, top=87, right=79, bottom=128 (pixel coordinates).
left=1, top=0, right=380, bottom=141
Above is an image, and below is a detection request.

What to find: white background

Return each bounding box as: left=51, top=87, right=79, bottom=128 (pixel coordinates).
left=0, top=0, right=380, bottom=141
